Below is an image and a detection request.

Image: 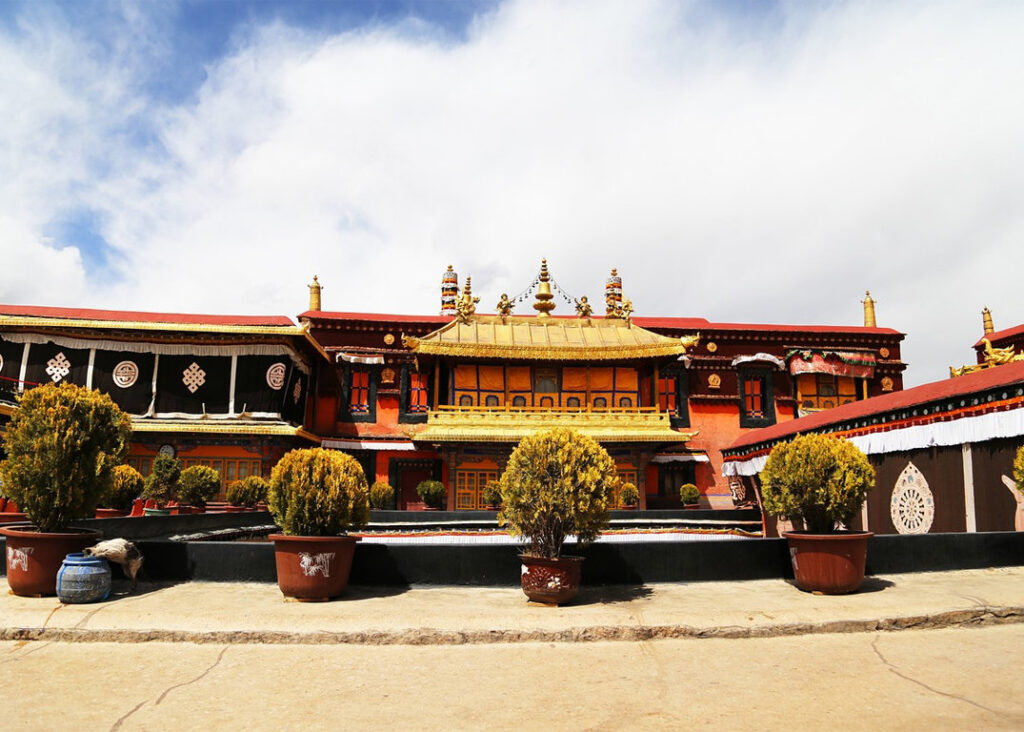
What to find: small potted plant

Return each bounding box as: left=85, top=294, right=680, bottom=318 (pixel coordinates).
left=619, top=481, right=639, bottom=510
left=0, top=383, right=131, bottom=596
left=227, top=475, right=269, bottom=510
left=176, top=465, right=221, bottom=513
left=267, top=448, right=370, bottom=600
left=497, top=427, right=617, bottom=605
left=416, top=479, right=446, bottom=510
left=142, top=453, right=181, bottom=516
left=759, top=433, right=875, bottom=594
left=369, top=481, right=395, bottom=510
left=482, top=481, right=502, bottom=511
left=679, top=483, right=700, bottom=509
left=97, top=465, right=145, bottom=518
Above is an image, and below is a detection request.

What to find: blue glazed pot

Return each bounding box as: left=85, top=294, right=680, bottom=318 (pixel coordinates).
left=56, top=553, right=111, bottom=604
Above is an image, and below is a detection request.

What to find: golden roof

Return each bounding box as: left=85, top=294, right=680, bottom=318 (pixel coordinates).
left=403, top=315, right=690, bottom=361
left=130, top=419, right=320, bottom=442
left=413, top=407, right=696, bottom=444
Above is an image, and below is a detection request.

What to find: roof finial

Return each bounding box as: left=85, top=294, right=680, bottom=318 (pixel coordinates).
left=605, top=268, right=622, bottom=317
left=533, top=259, right=556, bottom=319
left=982, top=306, right=994, bottom=335
left=862, top=291, right=876, bottom=328
left=441, top=265, right=458, bottom=317
left=308, top=275, right=322, bottom=312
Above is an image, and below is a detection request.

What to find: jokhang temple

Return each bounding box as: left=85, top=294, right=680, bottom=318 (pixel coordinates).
left=0, top=260, right=909, bottom=512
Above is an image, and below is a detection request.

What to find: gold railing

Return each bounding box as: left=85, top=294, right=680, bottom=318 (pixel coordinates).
left=435, top=404, right=662, bottom=415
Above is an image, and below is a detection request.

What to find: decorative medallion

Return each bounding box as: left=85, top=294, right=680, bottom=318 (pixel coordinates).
left=182, top=362, right=206, bottom=393
left=706, top=342, right=718, bottom=353
left=293, top=379, right=302, bottom=404
left=381, top=367, right=396, bottom=384
left=881, top=376, right=894, bottom=392
left=890, top=462, right=934, bottom=535
left=879, top=347, right=890, bottom=358
left=45, top=352, right=71, bottom=383
left=384, top=333, right=396, bottom=345
left=112, top=360, right=139, bottom=388
left=266, top=363, right=287, bottom=390
left=707, top=373, right=721, bottom=389
left=158, top=444, right=176, bottom=458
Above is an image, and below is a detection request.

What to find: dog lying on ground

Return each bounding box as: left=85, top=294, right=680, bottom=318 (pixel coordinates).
left=83, top=539, right=144, bottom=590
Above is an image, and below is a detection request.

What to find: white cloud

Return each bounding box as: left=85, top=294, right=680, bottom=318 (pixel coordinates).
left=2, top=0, right=1023, bottom=384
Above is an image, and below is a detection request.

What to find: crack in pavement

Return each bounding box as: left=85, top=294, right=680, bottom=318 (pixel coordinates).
left=109, top=700, right=147, bottom=731
left=870, top=635, right=1001, bottom=716
left=155, top=645, right=229, bottom=705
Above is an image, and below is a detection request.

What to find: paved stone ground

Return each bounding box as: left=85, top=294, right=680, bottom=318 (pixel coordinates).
left=3, top=626, right=1022, bottom=730
left=2, top=567, right=1022, bottom=645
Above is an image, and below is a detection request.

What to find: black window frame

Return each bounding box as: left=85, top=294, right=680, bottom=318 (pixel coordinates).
left=660, top=365, right=691, bottom=429
left=398, top=365, right=430, bottom=424
left=341, top=366, right=377, bottom=423
left=738, top=367, right=775, bottom=428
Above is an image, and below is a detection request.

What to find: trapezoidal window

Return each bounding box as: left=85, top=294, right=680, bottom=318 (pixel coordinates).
left=350, top=370, right=371, bottom=414
left=512, top=395, right=527, bottom=407
left=459, top=394, right=474, bottom=407
left=739, top=369, right=774, bottom=428
left=593, top=396, right=607, bottom=408
left=484, top=395, right=499, bottom=407
left=618, top=396, right=633, bottom=408
left=538, top=395, right=554, bottom=408
left=566, top=396, right=581, bottom=408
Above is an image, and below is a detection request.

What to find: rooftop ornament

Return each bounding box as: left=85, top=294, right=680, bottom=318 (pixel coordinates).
left=950, top=337, right=1024, bottom=377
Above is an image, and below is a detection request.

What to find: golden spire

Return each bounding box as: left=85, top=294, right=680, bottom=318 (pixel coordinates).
left=308, top=275, right=322, bottom=312
left=862, top=291, right=876, bottom=328
left=533, top=259, right=556, bottom=319
left=982, top=307, right=994, bottom=335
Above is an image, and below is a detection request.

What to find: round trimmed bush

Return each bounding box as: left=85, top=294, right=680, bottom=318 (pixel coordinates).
left=268, top=448, right=369, bottom=536
left=416, top=480, right=445, bottom=509
left=679, top=483, right=700, bottom=505
left=497, top=427, right=617, bottom=558
left=620, top=481, right=639, bottom=507
left=369, top=481, right=395, bottom=510
left=106, top=465, right=145, bottom=512
left=0, top=382, right=131, bottom=532
left=177, top=465, right=221, bottom=507
left=142, top=453, right=181, bottom=509
left=227, top=475, right=269, bottom=507
left=759, top=433, right=875, bottom=534
left=482, top=480, right=502, bottom=508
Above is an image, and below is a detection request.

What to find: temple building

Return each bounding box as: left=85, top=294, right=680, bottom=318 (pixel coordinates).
left=724, top=308, right=1024, bottom=535
left=299, top=262, right=906, bottom=510
left=0, top=304, right=325, bottom=496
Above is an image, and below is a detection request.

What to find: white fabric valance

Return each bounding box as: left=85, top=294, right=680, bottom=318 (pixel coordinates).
left=651, top=454, right=710, bottom=463
left=323, top=439, right=416, bottom=451
left=0, top=332, right=310, bottom=374
left=336, top=353, right=385, bottom=365
left=731, top=353, right=786, bottom=370
left=722, top=405, right=1024, bottom=477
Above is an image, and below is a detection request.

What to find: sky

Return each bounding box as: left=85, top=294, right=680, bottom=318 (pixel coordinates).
left=0, top=0, right=1022, bottom=386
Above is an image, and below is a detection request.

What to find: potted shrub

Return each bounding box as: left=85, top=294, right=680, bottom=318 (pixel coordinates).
left=177, top=465, right=221, bottom=513
left=267, top=448, right=370, bottom=601
left=0, top=383, right=131, bottom=596
left=369, top=481, right=395, bottom=510
left=679, top=482, right=700, bottom=509
left=497, top=427, right=617, bottom=605
left=482, top=480, right=502, bottom=510
left=97, top=465, right=144, bottom=518
left=416, top=479, right=446, bottom=510
left=759, top=433, right=875, bottom=594
left=619, top=481, right=639, bottom=510
left=142, top=453, right=181, bottom=516
left=227, top=475, right=269, bottom=510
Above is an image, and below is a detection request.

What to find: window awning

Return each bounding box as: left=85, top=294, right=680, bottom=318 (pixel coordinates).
left=786, top=349, right=876, bottom=379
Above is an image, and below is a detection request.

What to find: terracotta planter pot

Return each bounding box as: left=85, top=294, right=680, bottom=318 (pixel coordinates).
left=782, top=530, right=873, bottom=594
left=268, top=534, right=360, bottom=601
left=1, top=525, right=103, bottom=597
left=94, top=508, right=128, bottom=519
left=519, top=554, right=584, bottom=605
left=0, top=512, right=29, bottom=525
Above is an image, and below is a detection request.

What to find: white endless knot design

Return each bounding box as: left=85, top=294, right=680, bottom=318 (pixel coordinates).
left=182, top=362, right=206, bottom=393
left=266, top=363, right=287, bottom=390
left=298, top=552, right=335, bottom=578
left=46, top=352, right=71, bottom=383
left=890, top=462, right=934, bottom=534
left=293, top=379, right=302, bottom=404
left=113, top=360, right=139, bottom=388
